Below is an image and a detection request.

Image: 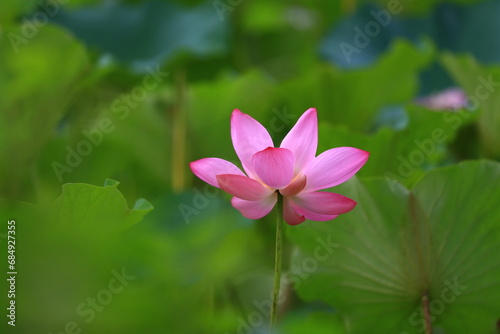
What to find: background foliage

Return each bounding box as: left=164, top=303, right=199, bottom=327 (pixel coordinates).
left=1, top=0, right=499, bottom=333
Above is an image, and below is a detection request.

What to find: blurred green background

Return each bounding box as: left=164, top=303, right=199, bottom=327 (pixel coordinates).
left=1, top=0, right=500, bottom=333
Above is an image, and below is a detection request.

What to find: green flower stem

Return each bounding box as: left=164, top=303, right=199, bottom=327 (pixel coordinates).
left=270, top=193, right=284, bottom=331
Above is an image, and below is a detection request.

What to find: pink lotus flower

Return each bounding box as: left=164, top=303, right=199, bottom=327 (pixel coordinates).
left=190, top=108, right=369, bottom=225
left=416, top=87, right=468, bottom=111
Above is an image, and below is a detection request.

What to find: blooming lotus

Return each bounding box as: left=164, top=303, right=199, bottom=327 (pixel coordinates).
left=416, top=87, right=468, bottom=110
left=190, top=108, right=369, bottom=225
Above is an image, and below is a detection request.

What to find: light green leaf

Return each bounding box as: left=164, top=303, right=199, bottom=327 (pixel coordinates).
left=133, top=198, right=154, bottom=211
left=49, top=180, right=153, bottom=234
left=288, top=160, right=500, bottom=333
left=103, top=178, right=119, bottom=187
